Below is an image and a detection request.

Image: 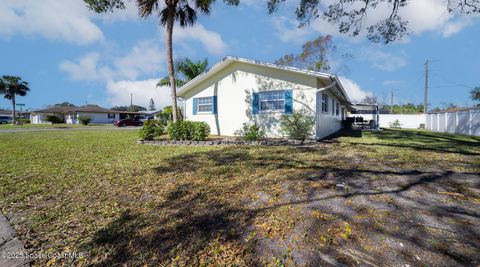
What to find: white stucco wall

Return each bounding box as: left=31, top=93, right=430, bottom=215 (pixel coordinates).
left=30, top=113, right=55, bottom=124
left=66, top=112, right=118, bottom=124
left=182, top=61, right=345, bottom=138
left=315, top=91, right=344, bottom=139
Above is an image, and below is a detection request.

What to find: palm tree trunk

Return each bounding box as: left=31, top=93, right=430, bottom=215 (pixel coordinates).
left=166, top=6, right=178, bottom=123
left=12, top=95, right=16, bottom=125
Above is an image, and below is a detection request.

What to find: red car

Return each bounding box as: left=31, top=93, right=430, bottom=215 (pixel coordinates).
left=114, top=118, right=143, bottom=127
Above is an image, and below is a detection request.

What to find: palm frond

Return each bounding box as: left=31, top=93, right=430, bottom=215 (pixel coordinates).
left=136, top=0, right=159, bottom=18
left=176, top=3, right=197, bottom=27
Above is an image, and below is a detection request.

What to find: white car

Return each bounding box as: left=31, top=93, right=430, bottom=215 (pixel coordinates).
left=0, top=116, right=12, bottom=124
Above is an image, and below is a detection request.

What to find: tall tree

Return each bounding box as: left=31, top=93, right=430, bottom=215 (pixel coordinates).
left=471, top=86, right=480, bottom=105
left=157, top=57, right=209, bottom=87
left=275, top=35, right=335, bottom=72
left=267, top=0, right=480, bottom=43
left=149, top=98, right=156, bottom=111
left=84, top=1, right=238, bottom=122
left=0, top=76, right=30, bottom=124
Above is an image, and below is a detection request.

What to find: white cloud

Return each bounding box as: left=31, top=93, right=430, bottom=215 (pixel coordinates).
left=272, top=16, right=311, bottom=44
left=174, top=24, right=227, bottom=55
left=0, top=0, right=104, bottom=45
left=106, top=79, right=172, bottom=108
left=114, top=40, right=165, bottom=80
left=361, top=49, right=407, bottom=71
left=442, top=17, right=474, bottom=37
left=61, top=40, right=164, bottom=82
left=338, top=76, right=372, bottom=103
left=59, top=52, right=113, bottom=81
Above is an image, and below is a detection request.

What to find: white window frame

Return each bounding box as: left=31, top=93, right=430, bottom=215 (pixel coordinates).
left=197, top=96, right=213, bottom=113
left=259, top=90, right=285, bottom=112
left=335, top=102, right=340, bottom=116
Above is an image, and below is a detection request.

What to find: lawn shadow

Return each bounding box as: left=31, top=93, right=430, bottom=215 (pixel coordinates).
left=86, top=141, right=479, bottom=266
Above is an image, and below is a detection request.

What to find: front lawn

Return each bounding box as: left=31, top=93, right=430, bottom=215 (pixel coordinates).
left=0, top=123, right=114, bottom=130
left=0, top=129, right=479, bottom=266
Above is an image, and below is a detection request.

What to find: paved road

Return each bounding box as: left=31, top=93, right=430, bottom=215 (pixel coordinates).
left=0, top=126, right=140, bottom=133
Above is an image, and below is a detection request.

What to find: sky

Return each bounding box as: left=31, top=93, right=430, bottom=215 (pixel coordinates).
left=0, top=0, right=479, bottom=111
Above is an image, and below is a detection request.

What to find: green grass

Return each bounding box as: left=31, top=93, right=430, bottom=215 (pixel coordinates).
left=0, top=129, right=479, bottom=266
left=0, top=123, right=114, bottom=130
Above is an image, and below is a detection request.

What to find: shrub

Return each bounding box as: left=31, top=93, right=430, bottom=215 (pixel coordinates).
left=280, top=110, right=314, bottom=140
left=139, top=120, right=164, bottom=140
left=389, top=119, right=402, bottom=128
left=46, top=115, right=64, bottom=124
left=21, top=119, right=30, bottom=124
left=234, top=123, right=266, bottom=141
left=167, top=121, right=210, bottom=141
left=78, top=116, right=92, bottom=125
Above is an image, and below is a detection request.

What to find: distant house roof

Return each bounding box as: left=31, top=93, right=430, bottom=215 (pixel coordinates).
left=32, top=105, right=118, bottom=114
left=177, top=56, right=352, bottom=104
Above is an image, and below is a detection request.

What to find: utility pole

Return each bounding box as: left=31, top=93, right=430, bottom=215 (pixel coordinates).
left=424, top=60, right=429, bottom=114
left=390, top=90, right=394, bottom=114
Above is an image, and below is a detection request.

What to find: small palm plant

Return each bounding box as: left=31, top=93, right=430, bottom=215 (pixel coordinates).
left=0, top=76, right=30, bottom=124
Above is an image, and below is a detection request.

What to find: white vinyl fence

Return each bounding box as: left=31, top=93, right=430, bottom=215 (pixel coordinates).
left=358, top=113, right=425, bottom=129
left=426, top=110, right=480, bottom=136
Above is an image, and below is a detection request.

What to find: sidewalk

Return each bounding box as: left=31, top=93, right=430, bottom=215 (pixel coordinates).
left=0, top=214, right=29, bottom=266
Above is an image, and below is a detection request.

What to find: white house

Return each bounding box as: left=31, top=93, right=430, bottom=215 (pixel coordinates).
left=30, top=105, right=120, bottom=124
left=177, top=57, right=352, bottom=139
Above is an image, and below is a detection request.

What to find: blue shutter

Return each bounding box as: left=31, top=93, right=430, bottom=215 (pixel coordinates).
left=212, top=96, right=217, bottom=114
left=252, top=92, right=259, bottom=114
left=284, top=90, right=293, bottom=114
left=193, top=98, right=198, bottom=115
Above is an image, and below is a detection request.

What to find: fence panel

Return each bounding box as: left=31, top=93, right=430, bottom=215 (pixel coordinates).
left=457, top=112, right=470, bottom=135
left=472, top=111, right=480, bottom=136
left=438, top=113, right=446, bottom=132
left=432, top=114, right=438, bottom=132
left=426, top=114, right=431, bottom=130
left=446, top=113, right=456, bottom=133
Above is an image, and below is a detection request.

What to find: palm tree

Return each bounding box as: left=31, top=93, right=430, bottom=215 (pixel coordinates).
left=156, top=58, right=208, bottom=87
left=85, top=0, right=238, bottom=122
left=0, top=76, right=30, bottom=124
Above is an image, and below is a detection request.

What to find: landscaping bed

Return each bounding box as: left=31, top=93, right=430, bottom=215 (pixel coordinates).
left=0, top=129, right=479, bottom=266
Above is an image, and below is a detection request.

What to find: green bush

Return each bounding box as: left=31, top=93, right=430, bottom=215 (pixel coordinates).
left=46, top=115, right=64, bottom=124
left=234, top=123, right=266, bottom=141
left=167, top=121, right=210, bottom=141
left=280, top=110, right=314, bottom=140
left=389, top=119, right=402, bottom=129
left=21, top=119, right=30, bottom=124
left=139, top=120, right=164, bottom=140
left=78, top=116, right=92, bottom=125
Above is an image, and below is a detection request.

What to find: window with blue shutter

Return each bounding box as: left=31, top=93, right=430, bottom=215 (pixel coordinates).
left=252, top=92, right=259, bottom=114
left=193, top=96, right=216, bottom=114
left=284, top=90, right=293, bottom=114
left=212, top=96, right=217, bottom=114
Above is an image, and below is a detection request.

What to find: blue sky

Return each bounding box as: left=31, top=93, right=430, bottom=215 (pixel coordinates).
left=0, top=0, right=479, bottom=111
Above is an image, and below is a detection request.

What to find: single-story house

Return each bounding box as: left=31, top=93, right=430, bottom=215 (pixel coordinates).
left=177, top=56, right=352, bottom=139
left=30, top=105, right=121, bottom=124
left=0, top=109, right=12, bottom=116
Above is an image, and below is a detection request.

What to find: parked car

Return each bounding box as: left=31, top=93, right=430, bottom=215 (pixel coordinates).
left=138, top=115, right=154, bottom=123
left=114, top=118, right=143, bottom=127
left=0, top=116, right=12, bottom=124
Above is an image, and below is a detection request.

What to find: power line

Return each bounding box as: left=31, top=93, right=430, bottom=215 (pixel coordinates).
left=430, top=73, right=475, bottom=89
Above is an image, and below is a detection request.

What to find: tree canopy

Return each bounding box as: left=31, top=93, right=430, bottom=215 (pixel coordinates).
left=267, top=0, right=480, bottom=43
left=275, top=35, right=335, bottom=72
left=471, top=86, right=480, bottom=105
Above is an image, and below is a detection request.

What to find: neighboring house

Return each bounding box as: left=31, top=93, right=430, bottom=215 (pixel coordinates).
left=0, top=109, right=12, bottom=116
left=177, top=56, right=352, bottom=139
left=30, top=105, right=120, bottom=124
